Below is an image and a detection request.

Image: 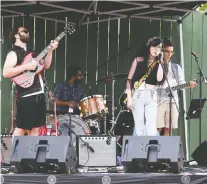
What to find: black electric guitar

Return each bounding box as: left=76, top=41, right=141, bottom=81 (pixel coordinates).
left=165, top=78, right=205, bottom=94
left=120, top=77, right=207, bottom=110
left=157, top=77, right=206, bottom=105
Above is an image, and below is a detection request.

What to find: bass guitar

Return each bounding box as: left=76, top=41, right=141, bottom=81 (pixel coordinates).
left=12, top=24, right=75, bottom=88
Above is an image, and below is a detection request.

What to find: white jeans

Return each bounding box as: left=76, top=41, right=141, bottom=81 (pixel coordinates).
left=132, top=89, right=158, bottom=136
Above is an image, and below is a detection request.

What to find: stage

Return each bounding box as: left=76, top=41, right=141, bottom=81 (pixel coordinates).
left=2, top=172, right=207, bottom=184
left=1, top=164, right=207, bottom=184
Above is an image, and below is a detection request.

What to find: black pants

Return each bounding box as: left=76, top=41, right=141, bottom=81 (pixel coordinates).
left=15, top=94, right=46, bottom=130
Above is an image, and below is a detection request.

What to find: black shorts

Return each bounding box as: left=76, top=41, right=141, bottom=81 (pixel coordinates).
left=15, top=94, right=46, bottom=130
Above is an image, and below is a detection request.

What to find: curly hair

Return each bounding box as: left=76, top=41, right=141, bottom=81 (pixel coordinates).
left=66, top=65, right=82, bottom=80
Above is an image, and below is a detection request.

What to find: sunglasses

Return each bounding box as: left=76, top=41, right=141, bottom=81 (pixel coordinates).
left=18, top=30, right=29, bottom=34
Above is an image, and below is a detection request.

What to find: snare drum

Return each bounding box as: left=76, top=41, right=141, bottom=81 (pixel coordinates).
left=79, top=95, right=107, bottom=120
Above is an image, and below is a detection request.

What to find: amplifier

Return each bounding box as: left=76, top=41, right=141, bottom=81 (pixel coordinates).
left=77, top=135, right=117, bottom=167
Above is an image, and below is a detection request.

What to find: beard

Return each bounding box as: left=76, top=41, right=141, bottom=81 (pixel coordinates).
left=20, top=34, right=30, bottom=43
left=74, top=79, right=82, bottom=86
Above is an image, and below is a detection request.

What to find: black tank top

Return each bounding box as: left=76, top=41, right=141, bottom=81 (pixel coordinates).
left=10, top=46, right=43, bottom=97
left=132, top=59, right=160, bottom=88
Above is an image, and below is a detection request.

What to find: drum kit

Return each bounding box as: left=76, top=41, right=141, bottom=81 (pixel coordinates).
left=40, top=72, right=132, bottom=149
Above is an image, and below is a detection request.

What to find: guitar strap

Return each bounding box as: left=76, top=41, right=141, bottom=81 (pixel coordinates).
left=131, top=59, right=157, bottom=95
left=171, top=63, right=179, bottom=84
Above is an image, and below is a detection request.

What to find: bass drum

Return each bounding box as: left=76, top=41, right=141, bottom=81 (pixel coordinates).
left=57, top=115, right=91, bottom=147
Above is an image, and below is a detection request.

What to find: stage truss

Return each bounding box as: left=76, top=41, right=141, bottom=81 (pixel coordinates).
left=1, top=1, right=206, bottom=25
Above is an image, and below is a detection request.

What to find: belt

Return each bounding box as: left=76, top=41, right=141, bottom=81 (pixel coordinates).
left=138, top=83, right=156, bottom=90
left=18, top=88, right=42, bottom=98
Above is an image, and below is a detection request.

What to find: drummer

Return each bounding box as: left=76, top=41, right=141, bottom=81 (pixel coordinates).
left=53, top=65, right=84, bottom=115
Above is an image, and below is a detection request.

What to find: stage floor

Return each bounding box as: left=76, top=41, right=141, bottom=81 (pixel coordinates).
left=2, top=172, right=207, bottom=184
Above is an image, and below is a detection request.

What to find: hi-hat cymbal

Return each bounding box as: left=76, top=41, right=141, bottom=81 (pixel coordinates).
left=97, top=73, right=128, bottom=83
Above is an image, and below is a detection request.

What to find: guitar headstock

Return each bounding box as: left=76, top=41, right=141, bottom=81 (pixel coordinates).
left=64, top=24, right=75, bottom=35
left=194, top=76, right=207, bottom=83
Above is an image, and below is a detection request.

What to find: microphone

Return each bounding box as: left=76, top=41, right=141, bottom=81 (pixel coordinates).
left=157, top=52, right=163, bottom=63
left=191, top=52, right=207, bottom=84
left=191, top=51, right=198, bottom=58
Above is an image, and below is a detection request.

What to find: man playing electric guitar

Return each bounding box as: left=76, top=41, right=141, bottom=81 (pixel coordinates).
left=156, top=39, right=196, bottom=136
left=3, top=27, right=59, bottom=136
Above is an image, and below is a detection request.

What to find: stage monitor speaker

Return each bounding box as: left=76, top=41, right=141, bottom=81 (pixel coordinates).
left=191, top=140, right=207, bottom=166
left=121, top=136, right=184, bottom=173
left=77, top=135, right=117, bottom=167
left=10, top=136, right=77, bottom=173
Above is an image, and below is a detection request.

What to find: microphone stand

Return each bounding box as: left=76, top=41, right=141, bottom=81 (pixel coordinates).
left=64, top=122, right=95, bottom=153
left=68, top=113, right=72, bottom=146
left=159, top=60, right=179, bottom=136
left=67, top=112, right=72, bottom=173
left=193, top=54, right=207, bottom=145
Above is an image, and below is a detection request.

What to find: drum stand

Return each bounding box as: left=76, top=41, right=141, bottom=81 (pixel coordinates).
left=103, top=78, right=116, bottom=135
left=97, top=73, right=128, bottom=134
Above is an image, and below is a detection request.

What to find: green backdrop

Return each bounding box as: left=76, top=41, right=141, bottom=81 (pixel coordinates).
left=1, top=13, right=206, bottom=159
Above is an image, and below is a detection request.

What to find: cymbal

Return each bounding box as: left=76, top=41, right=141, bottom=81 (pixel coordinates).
left=98, top=73, right=128, bottom=83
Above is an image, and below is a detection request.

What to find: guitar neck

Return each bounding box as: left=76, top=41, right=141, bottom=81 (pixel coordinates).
left=164, top=77, right=206, bottom=94
left=171, top=82, right=190, bottom=91
left=35, top=32, right=66, bottom=61
left=170, top=78, right=206, bottom=91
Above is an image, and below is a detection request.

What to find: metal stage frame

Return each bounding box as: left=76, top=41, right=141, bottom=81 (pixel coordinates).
left=1, top=0, right=206, bottom=162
